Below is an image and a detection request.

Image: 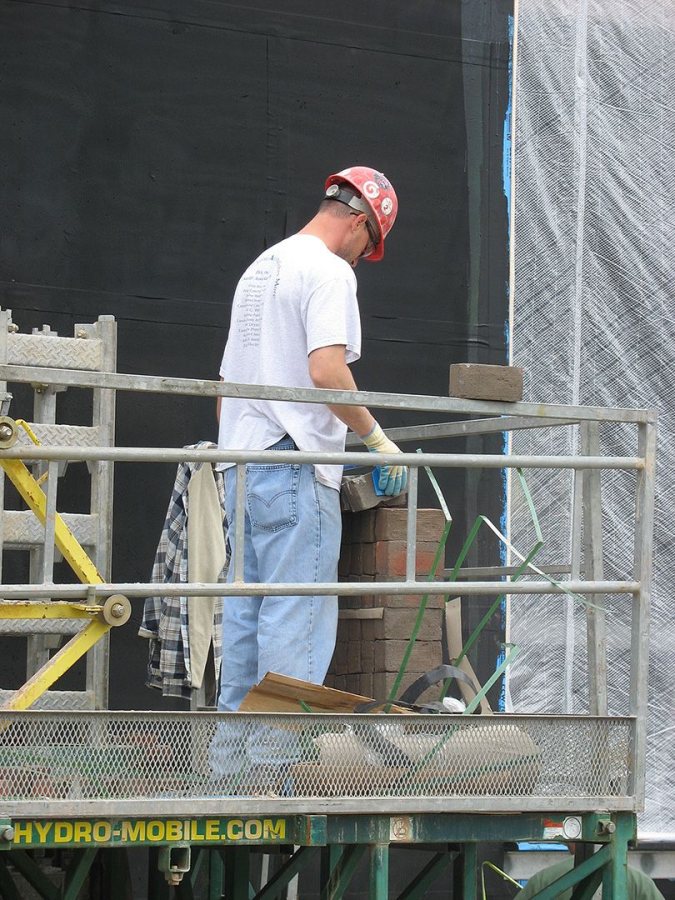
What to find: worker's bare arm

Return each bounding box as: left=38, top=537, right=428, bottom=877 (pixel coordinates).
left=308, top=345, right=375, bottom=437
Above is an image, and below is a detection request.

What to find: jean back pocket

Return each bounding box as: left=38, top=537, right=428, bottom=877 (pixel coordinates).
left=247, top=463, right=300, bottom=532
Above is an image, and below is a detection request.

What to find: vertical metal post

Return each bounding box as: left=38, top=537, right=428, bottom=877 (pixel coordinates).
left=602, top=813, right=634, bottom=899
left=222, top=846, right=251, bottom=900
left=581, top=420, right=607, bottom=715
left=566, top=457, right=584, bottom=713
left=405, top=466, right=419, bottom=582
left=27, top=380, right=59, bottom=676
left=208, top=847, right=224, bottom=900
left=629, top=421, right=656, bottom=806
left=88, top=315, right=117, bottom=709
left=460, top=842, right=478, bottom=900
left=41, top=461, right=59, bottom=583
left=233, top=464, right=246, bottom=583
left=369, top=844, right=389, bottom=900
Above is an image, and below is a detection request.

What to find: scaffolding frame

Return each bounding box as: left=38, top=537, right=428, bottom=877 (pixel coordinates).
left=0, top=353, right=657, bottom=898
left=0, top=311, right=116, bottom=711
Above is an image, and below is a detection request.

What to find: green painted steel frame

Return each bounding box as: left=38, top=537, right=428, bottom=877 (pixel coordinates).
left=0, top=811, right=637, bottom=899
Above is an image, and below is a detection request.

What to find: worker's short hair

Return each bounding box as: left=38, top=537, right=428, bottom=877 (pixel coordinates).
left=318, top=198, right=354, bottom=217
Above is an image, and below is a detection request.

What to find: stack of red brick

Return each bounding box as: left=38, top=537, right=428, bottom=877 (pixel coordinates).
left=326, top=507, right=447, bottom=704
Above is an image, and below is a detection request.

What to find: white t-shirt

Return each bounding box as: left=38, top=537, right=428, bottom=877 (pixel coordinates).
left=218, top=234, right=362, bottom=489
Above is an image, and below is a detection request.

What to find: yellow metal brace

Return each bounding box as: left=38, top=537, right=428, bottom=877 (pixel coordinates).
left=0, top=418, right=129, bottom=710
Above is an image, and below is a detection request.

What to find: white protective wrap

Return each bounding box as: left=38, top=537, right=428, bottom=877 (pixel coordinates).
left=508, top=0, right=674, bottom=833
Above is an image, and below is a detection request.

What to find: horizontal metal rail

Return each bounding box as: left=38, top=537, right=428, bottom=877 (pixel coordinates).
left=0, top=357, right=655, bottom=828
left=345, top=416, right=580, bottom=444
left=0, top=580, right=641, bottom=600
left=0, top=446, right=644, bottom=470
left=0, top=364, right=656, bottom=423
left=451, top=564, right=572, bottom=578
left=0, top=797, right=640, bottom=817
left=0, top=797, right=640, bottom=818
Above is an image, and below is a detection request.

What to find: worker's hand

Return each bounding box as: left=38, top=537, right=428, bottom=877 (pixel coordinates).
left=359, top=422, right=408, bottom=496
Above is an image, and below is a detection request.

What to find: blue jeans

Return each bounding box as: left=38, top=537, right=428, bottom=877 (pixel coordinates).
left=217, top=437, right=341, bottom=712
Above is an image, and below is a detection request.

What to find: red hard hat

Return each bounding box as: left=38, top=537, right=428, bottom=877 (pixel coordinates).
left=324, top=166, right=398, bottom=262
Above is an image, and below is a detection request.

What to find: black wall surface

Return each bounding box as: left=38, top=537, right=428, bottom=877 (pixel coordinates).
left=0, top=0, right=513, bottom=710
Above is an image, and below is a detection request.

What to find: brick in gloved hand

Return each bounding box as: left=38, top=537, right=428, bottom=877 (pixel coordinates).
left=359, top=421, right=408, bottom=496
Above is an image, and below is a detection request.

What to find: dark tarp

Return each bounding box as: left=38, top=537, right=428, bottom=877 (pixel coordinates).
left=0, top=0, right=511, bottom=709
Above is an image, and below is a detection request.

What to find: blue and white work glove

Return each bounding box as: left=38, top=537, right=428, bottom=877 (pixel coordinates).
left=359, top=422, right=408, bottom=496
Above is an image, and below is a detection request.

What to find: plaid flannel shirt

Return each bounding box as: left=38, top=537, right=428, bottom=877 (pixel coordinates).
left=139, top=442, right=227, bottom=698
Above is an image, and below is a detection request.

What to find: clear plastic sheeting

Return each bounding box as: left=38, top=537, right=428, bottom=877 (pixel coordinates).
left=508, top=0, right=674, bottom=833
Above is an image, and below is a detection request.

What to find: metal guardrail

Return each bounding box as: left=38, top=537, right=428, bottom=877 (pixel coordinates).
left=0, top=711, right=635, bottom=817
left=0, top=364, right=657, bottom=815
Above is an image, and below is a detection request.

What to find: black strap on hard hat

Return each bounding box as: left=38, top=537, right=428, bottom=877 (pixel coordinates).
left=324, top=184, right=381, bottom=240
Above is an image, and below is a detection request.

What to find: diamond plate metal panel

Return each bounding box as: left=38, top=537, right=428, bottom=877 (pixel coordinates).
left=2, top=511, right=98, bottom=548
left=14, top=425, right=102, bottom=448
left=0, top=712, right=635, bottom=816
left=0, top=691, right=94, bottom=711
left=0, top=619, right=81, bottom=635
left=7, top=334, right=103, bottom=371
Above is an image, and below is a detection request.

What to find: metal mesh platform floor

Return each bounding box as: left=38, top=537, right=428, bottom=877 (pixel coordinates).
left=0, top=711, right=636, bottom=816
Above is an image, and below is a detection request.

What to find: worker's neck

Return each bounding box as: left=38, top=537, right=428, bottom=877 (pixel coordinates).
left=298, top=214, right=343, bottom=256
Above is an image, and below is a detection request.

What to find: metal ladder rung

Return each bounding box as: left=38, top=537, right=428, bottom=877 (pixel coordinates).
left=0, top=310, right=116, bottom=712
left=14, top=423, right=102, bottom=448
left=7, top=332, right=103, bottom=371
left=2, top=511, right=98, bottom=547
left=0, top=689, right=95, bottom=710
left=0, top=618, right=83, bottom=636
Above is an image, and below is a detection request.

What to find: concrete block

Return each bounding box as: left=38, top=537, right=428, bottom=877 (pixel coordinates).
left=347, top=620, right=360, bottom=642
left=350, top=543, right=363, bottom=576
left=337, top=544, right=351, bottom=577
left=374, top=639, right=441, bottom=672
left=333, top=675, right=347, bottom=691
left=449, top=363, right=524, bottom=402
left=340, top=513, right=353, bottom=543
left=342, top=510, right=372, bottom=544
left=361, top=542, right=376, bottom=575
left=374, top=508, right=446, bottom=543
left=345, top=674, right=361, bottom=695
left=372, top=672, right=393, bottom=701
left=347, top=593, right=368, bottom=608
left=341, top=595, right=359, bottom=610
left=374, top=540, right=439, bottom=577
left=340, top=473, right=407, bottom=512
left=361, top=619, right=378, bottom=645
left=379, top=593, right=445, bottom=610
left=382, top=607, right=443, bottom=642
left=361, top=637, right=375, bottom=670
left=347, top=640, right=361, bottom=673
left=353, top=510, right=376, bottom=543
left=332, top=640, right=347, bottom=675
left=359, top=673, right=373, bottom=698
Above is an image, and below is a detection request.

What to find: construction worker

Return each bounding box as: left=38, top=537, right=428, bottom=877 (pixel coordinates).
left=214, top=166, right=406, bottom=737
left=518, top=853, right=664, bottom=899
